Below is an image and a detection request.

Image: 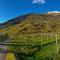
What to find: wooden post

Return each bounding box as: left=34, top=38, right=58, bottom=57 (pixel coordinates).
left=55, top=33, right=58, bottom=54
left=41, top=33, right=42, bottom=49
left=25, top=35, right=27, bottom=48
left=33, top=34, right=34, bottom=46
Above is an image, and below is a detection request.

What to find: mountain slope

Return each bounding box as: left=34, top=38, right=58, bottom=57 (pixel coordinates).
left=0, top=13, right=60, bottom=35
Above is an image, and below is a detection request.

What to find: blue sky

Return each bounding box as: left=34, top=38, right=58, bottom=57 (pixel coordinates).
left=0, top=0, right=60, bottom=23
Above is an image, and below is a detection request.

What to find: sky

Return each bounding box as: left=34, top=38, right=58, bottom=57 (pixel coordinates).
left=0, top=0, right=60, bottom=23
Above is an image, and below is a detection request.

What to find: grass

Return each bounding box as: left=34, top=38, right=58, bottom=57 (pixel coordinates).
left=0, top=33, right=60, bottom=60
left=36, top=42, right=57, bottom=60
left=6, top=33, right=60, bottom=60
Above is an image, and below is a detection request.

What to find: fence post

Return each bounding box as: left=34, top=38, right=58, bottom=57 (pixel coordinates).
left=33, top=34, right=34, bottom=46
left=41, top=33, right=42, bottom=49
left=55, top=33, right=58, bottom=54
left=25, top=35, right=27, bottom=48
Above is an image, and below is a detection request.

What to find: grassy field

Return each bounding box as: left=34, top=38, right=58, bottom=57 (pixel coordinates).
left=5, top=33, right=60, bottom=60
left=0, top=33, right=60, bottom=60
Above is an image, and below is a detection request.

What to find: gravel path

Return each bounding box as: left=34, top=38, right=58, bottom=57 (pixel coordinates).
left=0, top=39, right=8, bottom=60
left=0, top=53, right=6, bottom=60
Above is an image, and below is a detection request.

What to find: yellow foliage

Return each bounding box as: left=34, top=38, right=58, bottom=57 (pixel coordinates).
left=5, top=53, right=16, bottom=60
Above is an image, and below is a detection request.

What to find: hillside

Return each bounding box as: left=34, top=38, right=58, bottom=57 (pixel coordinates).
left=0, top=13, right=60, bottom=35
left=0, top=13, right=60, bottom=60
